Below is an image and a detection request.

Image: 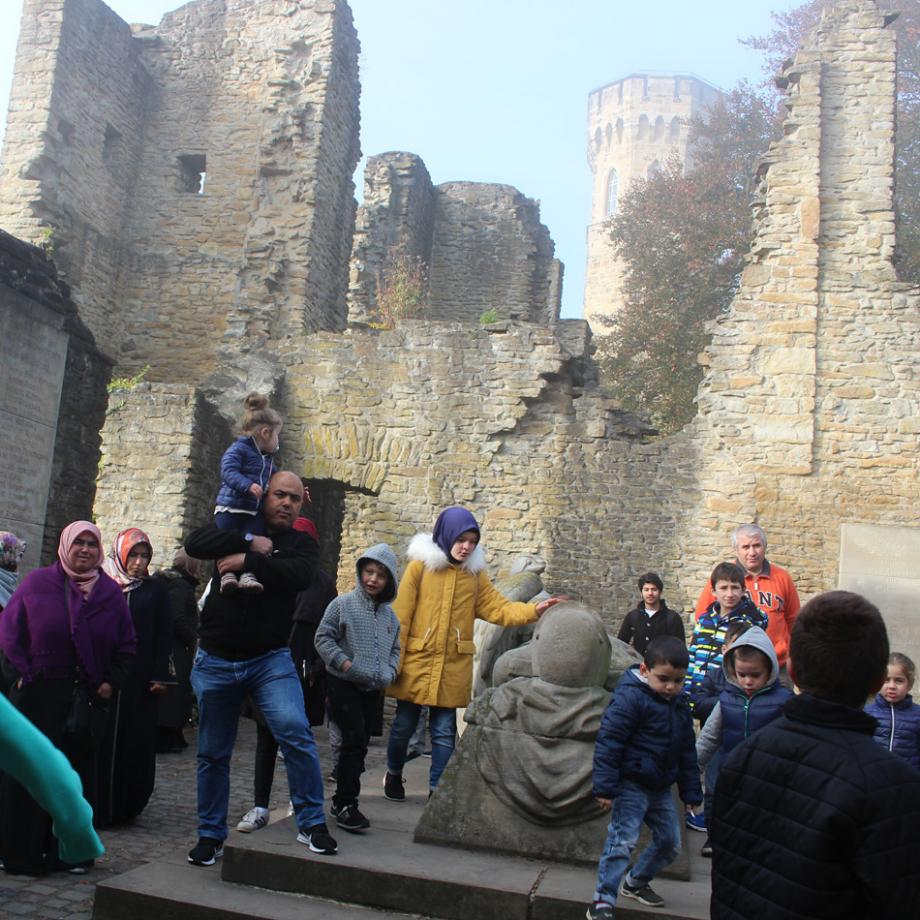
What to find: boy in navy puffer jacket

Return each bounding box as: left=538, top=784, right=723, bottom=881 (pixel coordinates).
left=587, top=636, right=701, bottom=918
left=315, top=544, right=400, bottom=833
left=865, top=652, right=920, bottom=771
left=695, top=626, right=792, bottom=856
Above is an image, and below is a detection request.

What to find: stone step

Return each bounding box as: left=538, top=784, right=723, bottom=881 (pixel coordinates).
left=222, top=813, right=708, bottom=920
left=93, top=758, right=709, bottom=920
left=92, top=855, right=424, bottom=920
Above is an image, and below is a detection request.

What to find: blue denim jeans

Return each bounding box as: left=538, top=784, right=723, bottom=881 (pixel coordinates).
left=593, top=781, right=681, bottom=904
left=386, top=700, right=456, bottom=790
left=191, top=647, right=325, bottom=841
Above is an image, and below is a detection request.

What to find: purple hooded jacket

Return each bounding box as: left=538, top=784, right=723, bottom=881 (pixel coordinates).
left=0, top=562, right=136, bottom=689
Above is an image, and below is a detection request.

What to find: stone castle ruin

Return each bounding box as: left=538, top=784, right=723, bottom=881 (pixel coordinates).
left=1, top=0, right=918, bottom=650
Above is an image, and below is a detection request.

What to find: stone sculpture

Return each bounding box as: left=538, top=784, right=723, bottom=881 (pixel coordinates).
left=414, top=602, right=688, bottom=876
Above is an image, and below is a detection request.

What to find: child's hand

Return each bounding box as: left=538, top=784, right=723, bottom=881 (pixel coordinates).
left=534, top=596, right=571, bottom=616
left=249, top=483, right=263, bottom=499
left=595, top=796, right=612, bottom=811
left=342, top=660, right=353, bottom=672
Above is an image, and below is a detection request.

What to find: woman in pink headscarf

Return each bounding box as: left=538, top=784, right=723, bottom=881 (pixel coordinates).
left=96, top=528, right=172, bottom=827
left=0, top=521, right=136, bottom=875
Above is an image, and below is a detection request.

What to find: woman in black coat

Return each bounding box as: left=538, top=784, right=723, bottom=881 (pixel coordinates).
left=96, top=527, right=172, bottom=826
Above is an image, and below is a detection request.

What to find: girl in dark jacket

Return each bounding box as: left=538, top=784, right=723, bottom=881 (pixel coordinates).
left=213, top=392, right=282, bottom=595
left=865, top=652, right=920, bottom=771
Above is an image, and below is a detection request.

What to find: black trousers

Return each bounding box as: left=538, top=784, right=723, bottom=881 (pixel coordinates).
left=326, top=675, right=383, bottom=809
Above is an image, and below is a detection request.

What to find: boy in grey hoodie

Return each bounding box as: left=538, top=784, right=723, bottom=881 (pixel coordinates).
left=695, top=626, right=793, bottom=856
left=315, top=544, right=400, bottom=832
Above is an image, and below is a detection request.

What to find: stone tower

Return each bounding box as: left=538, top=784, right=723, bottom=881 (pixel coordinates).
left=582, top=72, right=722, bottom=328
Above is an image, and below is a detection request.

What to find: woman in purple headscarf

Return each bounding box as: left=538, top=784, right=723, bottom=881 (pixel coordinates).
left=383, top=507, right=563, bottom=799
left=0, top=521, right=135, bottom=875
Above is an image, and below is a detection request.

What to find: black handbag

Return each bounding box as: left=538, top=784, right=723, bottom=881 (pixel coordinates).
left=64, top=672, right=110, bottom=752
left=62, top=576, right=110, bottom=751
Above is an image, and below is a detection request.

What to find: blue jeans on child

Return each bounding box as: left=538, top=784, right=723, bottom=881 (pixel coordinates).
left=191, top=647, right=326, bottom=841
left=593, top=780, right=681, bottom=904
left=214, top=510, right=266, bottom=534
left=386, top=700, right=456, bottom=789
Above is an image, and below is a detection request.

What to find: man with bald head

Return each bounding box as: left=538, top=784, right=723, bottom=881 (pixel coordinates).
left=695, top=524, right=800, bottom=675
left=184, top=472, right=337, bottom=864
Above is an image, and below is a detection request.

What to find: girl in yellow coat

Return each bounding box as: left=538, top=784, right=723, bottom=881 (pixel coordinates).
left=383, top=507, right=562, bottom=798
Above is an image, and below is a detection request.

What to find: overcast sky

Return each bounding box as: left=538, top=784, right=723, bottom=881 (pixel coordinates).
left=0, top=0, right=802, bottom=318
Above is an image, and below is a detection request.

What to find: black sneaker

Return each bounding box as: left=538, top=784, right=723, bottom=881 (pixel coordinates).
left=585, top=903, right=615, bottom=920
left=383, top=771, right=405, bottom=801
left=336, top=803, right=371, bottom=832
left=188, top=837, right=224, bottom=866
left=701, top=837, right=713, bottom=858
left=296, top=824, right=338, bottom=855
left=619, top=880, right=664, bottom=907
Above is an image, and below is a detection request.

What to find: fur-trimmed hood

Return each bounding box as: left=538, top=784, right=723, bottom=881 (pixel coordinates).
left=407, top=533, right=487, bottom=575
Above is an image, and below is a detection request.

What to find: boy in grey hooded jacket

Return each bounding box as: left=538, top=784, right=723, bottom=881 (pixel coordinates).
left=695, top=626, right=793, bottom=856
left=315, top=543, right=400, bottom=832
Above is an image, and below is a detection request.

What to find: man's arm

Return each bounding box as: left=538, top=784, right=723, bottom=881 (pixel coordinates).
left=185, top=524, right=248, bottom=560
left=244, top=532, right=318, bottom=594
left=695, top=702, right=722, bottom=771
left=617, top=611, right=634, bottom=644
left=783, top=570, right=801, bottom=631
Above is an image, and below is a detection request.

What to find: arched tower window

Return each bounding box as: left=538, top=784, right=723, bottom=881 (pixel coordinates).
left=616, top=118, right=624, bottom=143
left=605, top=123, right=613, bottom=146
left=594, top=127, right=602, bottom=148
left=605, top=169, right=619, bottom=216
left=653, top=116, right=665, bottom=141
left=637, top=114, right=650, bottom=141
left=670, top=116, right=681, bottom=141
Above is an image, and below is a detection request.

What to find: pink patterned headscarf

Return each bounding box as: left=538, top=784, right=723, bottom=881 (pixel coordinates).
left=58, top=521, right=103, bottom=597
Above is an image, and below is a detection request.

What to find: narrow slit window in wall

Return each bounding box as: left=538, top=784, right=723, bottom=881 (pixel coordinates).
left=178, top=154, right=207, bottom=194
left=103, top=123, right=121, bottom=161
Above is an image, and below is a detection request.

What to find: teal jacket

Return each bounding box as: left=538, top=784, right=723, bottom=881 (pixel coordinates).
left=0, top=693, right=103, bottom=863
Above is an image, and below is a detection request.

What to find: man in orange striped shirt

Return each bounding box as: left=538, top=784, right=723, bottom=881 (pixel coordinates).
left=695, top=524, right=800, bottom=674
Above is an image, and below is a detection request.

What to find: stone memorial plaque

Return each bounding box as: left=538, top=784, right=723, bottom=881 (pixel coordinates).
left=838, top=523, right=920, bottom=666
left=0, top=298, right=69, bottom=567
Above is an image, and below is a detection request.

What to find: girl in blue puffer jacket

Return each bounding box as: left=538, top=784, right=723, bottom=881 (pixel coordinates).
left=213, top=392, right=282, bottom=595
left=865, top=652, right=920, bottom=771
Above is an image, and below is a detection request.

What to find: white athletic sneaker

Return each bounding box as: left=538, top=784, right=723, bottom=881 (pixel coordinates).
left=236, top=806, right=270, bottom=833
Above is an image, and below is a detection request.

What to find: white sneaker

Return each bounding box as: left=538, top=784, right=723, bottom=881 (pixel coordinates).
left=236, top=806, right=270, bottom=833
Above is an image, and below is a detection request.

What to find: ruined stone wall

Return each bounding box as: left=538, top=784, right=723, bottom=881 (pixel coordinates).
left=278, top=321, right=650, bottom=607
left=656, top=0, right=920, bottom=613
left=0, top=0, right=150, bottom=342
left=0, top=0, right=361, bottom=384
left=93, top=383, right=230, bottom=564
left=346, top=152, right=436, bottom=326
left=0, top=229, right=110, bottom=568
left=428, top=183, right=561, bottom=324
left=347, top=161, right=562, bottom=327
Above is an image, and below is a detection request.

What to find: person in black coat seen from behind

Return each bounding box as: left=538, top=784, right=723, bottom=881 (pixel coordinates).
left=711, top=590, right=920, bottom=919
left=154, top=548, right=201, bottom=753
left=617, top=573, right=686, bottom=656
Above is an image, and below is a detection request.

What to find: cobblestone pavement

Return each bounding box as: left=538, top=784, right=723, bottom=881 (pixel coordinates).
left=0, top=717, right=389, bottom=920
